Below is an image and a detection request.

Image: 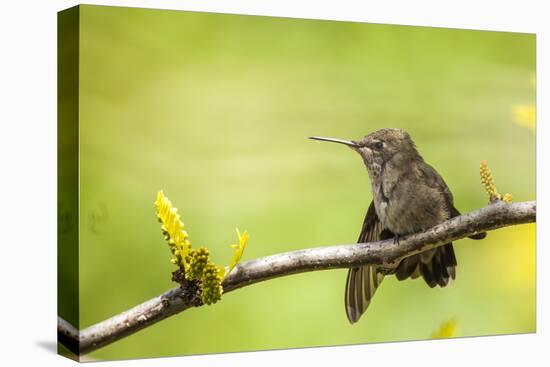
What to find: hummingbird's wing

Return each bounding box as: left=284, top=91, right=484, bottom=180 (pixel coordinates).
left=418, top=162, right=486, bottom=240
left=345, top=201, right=392, bottom=324
left=395, top=162, right=485, bottom=288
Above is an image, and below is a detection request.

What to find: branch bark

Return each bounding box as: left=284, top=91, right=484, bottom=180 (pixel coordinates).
left=59, top=200, right=536, bottom=355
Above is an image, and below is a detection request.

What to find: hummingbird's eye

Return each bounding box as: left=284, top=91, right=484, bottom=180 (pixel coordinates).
left=373, top=141, right=384, bottom=149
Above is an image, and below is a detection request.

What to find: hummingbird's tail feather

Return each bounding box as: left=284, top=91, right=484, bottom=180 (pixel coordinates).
left=395, top=254, right=421, bottom=280
left=468, top=232, right=487, bottom=240
left=345, top=265, right=384, bottom=324
left=395, top=243, right=457, bottom=288
left=346, top=200, right=390, bottom=323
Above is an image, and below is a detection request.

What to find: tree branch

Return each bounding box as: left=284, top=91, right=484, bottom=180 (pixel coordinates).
left=59, top=200, right=535, bottom=355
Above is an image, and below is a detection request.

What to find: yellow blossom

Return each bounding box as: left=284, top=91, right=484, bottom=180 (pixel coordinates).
left=155, top=190, right=191, bottom=268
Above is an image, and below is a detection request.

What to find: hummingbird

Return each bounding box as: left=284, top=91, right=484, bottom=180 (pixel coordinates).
left=309, top=128, right=486, bottom=324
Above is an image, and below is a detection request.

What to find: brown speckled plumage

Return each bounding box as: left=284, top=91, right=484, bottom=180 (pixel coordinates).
left=310, top=129, right=486, bottom=323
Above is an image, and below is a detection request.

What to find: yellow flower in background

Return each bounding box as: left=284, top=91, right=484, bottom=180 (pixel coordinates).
left=431, top=319, right=458, bottom=339
left=489, top=224, right=536, bottom=290
left=513, top=74, right=536, bottom=132
left=513, top=106, right=536, bottom=130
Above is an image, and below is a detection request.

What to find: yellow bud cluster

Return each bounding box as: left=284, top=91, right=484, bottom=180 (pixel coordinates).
left=201, top=262, right=224, bottom=305
left=185, top=247, right=210, bottom=280
left=502, top=193, right=513, bottom=204
left=479, top=161, right=512, bottom=204
left=480, top=160, right=498, bottom=200
left=155, top=191, right=249, bottom=307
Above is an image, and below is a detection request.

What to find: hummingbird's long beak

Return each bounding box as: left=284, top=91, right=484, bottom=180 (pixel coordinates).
left=308, top=136, right=359, bottom=148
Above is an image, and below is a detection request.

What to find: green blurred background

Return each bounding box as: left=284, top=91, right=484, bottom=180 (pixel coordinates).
left=75, top=5, right=535, bottom=361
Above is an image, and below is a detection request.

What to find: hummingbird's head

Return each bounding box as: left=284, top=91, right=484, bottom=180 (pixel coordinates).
left=309, top=128, right=421, bottom=170
left=354, top=128, right=419, bottom=165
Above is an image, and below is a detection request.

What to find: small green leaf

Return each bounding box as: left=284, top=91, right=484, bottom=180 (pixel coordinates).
left=228, top=228, right=249, bottom=274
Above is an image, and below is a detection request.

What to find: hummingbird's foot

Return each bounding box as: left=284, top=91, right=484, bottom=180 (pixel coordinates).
left=393, top=235, right=400, bottom=245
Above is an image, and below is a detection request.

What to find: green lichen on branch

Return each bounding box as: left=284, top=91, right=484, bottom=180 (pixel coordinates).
left=155, top=190, right=249, bottom=305
left=480, top=161, right=512, bottom=204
